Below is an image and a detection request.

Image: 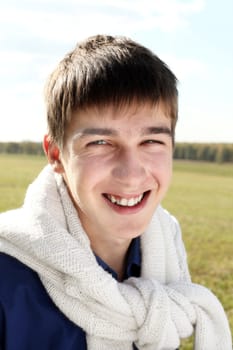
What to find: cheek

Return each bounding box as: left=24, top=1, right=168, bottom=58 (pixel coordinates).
left=150, top=153, right=173, bottom=183
left=67, top=158, right=107, bottom=192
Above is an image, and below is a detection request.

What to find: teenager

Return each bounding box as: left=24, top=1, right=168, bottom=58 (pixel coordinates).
left=0, top=35, right=231, bottom=350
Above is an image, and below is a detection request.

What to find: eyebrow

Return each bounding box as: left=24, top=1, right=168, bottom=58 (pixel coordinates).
left=79, top=128, right=117, bottom=136
left=142, top=126, right=172, bottom=136
left=74, top=126, right=172, bottom=139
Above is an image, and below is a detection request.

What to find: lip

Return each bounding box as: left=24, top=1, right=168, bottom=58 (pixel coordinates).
left=102, top=190, right=150, bottom=214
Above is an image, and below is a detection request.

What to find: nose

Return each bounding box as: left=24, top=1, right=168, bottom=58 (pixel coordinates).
left=111, top=149, right=146, bottom=185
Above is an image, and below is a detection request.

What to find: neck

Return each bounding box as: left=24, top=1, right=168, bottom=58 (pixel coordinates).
left=91, top=237, right=132, bottom=281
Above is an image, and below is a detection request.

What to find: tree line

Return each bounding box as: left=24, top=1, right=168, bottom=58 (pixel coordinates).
left=0, top=142, right=44, bottom=156
left=173, top=143, right=233, bottom=163
left=0, top=141, right=233, bottom=163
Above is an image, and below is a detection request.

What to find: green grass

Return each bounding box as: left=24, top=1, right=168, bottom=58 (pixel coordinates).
left=0, top=154, right=47, bottom=211
left=163, top=160, right=233, bottom=349
left=0, top=155, right=232, bottom=348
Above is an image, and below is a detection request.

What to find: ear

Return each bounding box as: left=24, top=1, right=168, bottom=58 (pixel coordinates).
left=43, top=135, right=64, bottom=174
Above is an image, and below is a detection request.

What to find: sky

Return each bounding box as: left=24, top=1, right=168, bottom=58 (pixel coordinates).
left=0, top=0, right=232, bottom=143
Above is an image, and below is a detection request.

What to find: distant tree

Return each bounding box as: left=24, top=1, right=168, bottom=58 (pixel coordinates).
left=21, top=142, right=44, bottom=155
left=5, top=142, right=21, bottom=154
left=0, top=142, right=44, bottom=155
left=173, top=143, right=233, bottom=163
left=215, top=144, right=233, bottom=163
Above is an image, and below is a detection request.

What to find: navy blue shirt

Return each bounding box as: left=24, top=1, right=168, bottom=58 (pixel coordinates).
left=0, top=238, right=141, bottom=350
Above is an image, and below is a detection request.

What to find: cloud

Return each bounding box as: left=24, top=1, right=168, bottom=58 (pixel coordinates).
left=0, top=0, right=205, bottom=47
left=0, top=0, right=207, bottom=141
left=162, top=55, right=207, bottom=80
left=0, top=91, right=46, bottom=142
left=0, top=0, right=207, bottom=81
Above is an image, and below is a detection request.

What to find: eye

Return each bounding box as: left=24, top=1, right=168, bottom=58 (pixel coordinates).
left=142, top=139, right=164, bottom=145
left=87, top=139, right=108, bottom=146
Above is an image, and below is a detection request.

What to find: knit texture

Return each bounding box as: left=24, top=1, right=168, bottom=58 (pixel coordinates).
left=0, top=165, right=231, bottom=350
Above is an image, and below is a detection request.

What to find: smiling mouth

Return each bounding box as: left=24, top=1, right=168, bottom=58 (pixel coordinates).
left=104, top=191, right=149, bottom=207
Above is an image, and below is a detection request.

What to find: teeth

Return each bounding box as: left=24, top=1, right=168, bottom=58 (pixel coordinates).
left=107, top=194, right=144, bottom=207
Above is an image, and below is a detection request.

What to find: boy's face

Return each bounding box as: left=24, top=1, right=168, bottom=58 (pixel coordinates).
left=53, top=103, right=173, bottom=244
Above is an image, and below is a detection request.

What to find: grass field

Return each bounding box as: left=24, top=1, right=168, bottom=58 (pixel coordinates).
left=0, top=154, right=232, bottom=348
left=163, top=160, right=233, bottom=348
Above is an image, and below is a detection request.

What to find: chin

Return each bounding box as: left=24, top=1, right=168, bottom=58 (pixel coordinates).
left=115, top=222, right=149, bottom=239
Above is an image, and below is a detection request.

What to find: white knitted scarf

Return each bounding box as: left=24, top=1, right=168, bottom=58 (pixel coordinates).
left=0, top=166, right=231, bottom=350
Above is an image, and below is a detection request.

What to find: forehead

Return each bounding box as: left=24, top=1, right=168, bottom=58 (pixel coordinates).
left=68, top=102, right=171, bottom=132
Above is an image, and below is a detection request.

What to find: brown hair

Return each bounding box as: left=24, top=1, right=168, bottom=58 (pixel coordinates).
left=44, top=34, right=178, bottom=146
